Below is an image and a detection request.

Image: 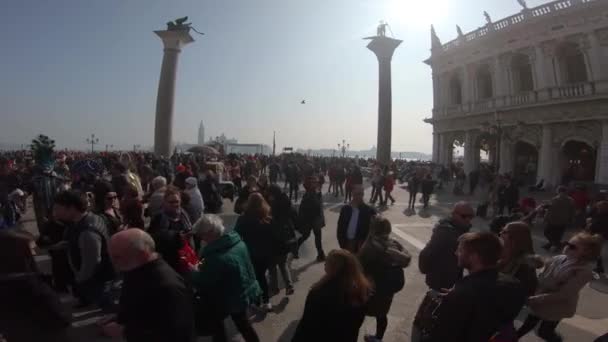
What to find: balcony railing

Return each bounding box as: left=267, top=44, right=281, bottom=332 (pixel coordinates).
left=440, top=0, right=599, bottom=53
left=433, top=81, right=606, bottom=118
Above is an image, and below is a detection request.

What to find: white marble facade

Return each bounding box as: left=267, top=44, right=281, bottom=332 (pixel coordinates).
left=425, top=0, right=608, bottom=187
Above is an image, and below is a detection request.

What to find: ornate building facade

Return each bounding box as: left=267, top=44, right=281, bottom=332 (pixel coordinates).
left=425, top=0, right=608, bottom=187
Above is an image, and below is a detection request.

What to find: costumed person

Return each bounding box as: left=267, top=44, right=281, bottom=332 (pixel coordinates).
left=30, top=135, right=68, bottom=241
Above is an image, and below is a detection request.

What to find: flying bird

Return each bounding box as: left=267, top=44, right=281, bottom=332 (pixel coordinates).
left=301, top=100, right=306, bottom=104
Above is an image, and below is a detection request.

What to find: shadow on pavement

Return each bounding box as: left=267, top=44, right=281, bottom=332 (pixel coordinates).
left=277, top=320, right=300, bottom=342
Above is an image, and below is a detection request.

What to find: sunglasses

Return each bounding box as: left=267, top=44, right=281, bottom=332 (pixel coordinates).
left=565, top=242, right=577, bottom=250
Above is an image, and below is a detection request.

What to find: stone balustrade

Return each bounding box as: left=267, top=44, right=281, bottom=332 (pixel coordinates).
left=433, top=80, right=608, bottom=118
left=440, top=0, right=599, bottom=53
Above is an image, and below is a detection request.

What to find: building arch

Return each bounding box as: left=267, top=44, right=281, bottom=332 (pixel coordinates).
left=511, top=53, right=534, bottom=93
left=475, top=64, right=494, bottom=100
left=513, top=140, right=538, bottom=185
left=560, top=139, right=596, bottom=184
left=556, top=41, right=589, bottom=84
left=449, top=73, right=463, bottom=105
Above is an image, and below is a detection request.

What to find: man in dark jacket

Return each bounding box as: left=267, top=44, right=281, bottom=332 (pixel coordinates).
left=418, top=201, right=474, bottom=291
left=53, top=190, right=115, bottom=309
left=297, top=177, right=326, bottom=261
left=103, top=229, right=195, bottom=342
left=337, top=185, right=377, bottom=253
left=412, top=202, right=474, bottom=341
left=427, top=232, right=527, bottom=342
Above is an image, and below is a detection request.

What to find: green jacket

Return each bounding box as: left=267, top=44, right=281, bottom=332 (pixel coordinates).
left=190, top=231, right=261, bottom=314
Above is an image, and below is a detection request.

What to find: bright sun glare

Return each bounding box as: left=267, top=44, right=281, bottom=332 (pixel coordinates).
left=386, top=0, right=450, bottom=28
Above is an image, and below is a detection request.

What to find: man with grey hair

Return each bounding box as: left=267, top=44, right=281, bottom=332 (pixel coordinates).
left=102, top=229, right=195, bottom=342
left=147, top=176, right=167, bottom=218
left=191, top=215, right=261, bottom=341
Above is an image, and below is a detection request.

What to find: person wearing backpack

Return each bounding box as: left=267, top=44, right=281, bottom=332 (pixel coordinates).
left=359, top=216, right=411, bottom=342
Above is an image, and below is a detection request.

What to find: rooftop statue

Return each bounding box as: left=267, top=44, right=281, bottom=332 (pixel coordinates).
left=431, top=25, right=442, bottom=48
left=484, top=11, right=492, bottom=24
left=456, top=25, right=464, bottom=38
left=518, top=0, right=528, bottom=9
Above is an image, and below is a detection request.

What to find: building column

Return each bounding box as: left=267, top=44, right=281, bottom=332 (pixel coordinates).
left=493, top=56, right=505, bottom=97
left=432, top=132, right=440, bottom=163
left=596, top=121, right=608, bottom=184
left=153, top=28, right=194, bottom=157
left=461, top=65, right=471, bottom=104
left=586, top=31, right=602, bottom=81
left=464, top=131, right=475, bottom=174
left=537, top=125, right=554, bottom=187
left=499, top=137, right=513, bottom=175
left=534, top=45, right=548, bottom=89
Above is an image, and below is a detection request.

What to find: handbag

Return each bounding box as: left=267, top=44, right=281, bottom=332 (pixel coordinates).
left=413, top=291, right=443, bottom=337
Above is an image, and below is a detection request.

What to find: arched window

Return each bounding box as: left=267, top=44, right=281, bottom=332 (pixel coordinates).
left=450, top=75, right=463, bottom=105
left=511, top=54, right=534, bottom=92
left=557, top=42, right=588, bottom=84
left=476, top=64, right=493, bottom=100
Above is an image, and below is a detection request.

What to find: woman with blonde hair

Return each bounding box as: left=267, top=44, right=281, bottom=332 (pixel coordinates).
left=517, top=232, right=603, bottom=341
left=235, top=192, right=280, bottom=312
left=293, top=249, right=372, bottom=342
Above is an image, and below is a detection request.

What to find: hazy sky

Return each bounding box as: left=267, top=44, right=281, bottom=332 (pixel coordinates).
left=0, top=0, right=545, bottom=152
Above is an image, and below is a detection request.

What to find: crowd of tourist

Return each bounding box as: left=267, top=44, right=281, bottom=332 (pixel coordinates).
left=0, top=146, right=607, bottom=342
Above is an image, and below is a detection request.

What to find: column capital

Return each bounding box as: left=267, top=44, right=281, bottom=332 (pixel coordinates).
left=365, top=36, right=403, bottom=61
left=155, top=29, right=195, bottom=51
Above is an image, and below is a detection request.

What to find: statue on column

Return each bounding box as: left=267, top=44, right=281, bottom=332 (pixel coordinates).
left=377, top=21, right=389, bottom=37
left=167, top=16, right=191, bottom=31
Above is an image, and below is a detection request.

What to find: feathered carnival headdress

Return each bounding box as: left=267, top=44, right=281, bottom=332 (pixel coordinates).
left=30, top=134, right=56, bottom=172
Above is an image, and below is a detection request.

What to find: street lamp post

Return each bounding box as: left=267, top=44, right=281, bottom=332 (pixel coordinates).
left=338, top=139, right=350, bottom=158
left=86, top=134, right=100, bottom=153
left=105, top=144, right=114, bottom=152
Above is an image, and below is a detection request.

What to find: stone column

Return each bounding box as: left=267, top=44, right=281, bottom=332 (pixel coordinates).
left=499, top=137, right=512, bottom=175
left=464, top=131, right=475, bottom=174
left=366, top=36, right=402, bottom=164
left=438, top=133, right=447, bottom=166
left=534, top=45, right=547, bottom=89
left=153, top=28, right=194, bottom=157
left=537, top=124, right=554, bottom=187
left=586, top=31, right=602, bottom=81
left=596, top=121, right=608, bottom=184
left=461, top=65, right=471, bottom=104
left=432, top=132, right=440, bottom=163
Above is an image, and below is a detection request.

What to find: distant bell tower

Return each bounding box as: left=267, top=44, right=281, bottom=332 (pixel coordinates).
left=198, top=121, right=205, bottom=145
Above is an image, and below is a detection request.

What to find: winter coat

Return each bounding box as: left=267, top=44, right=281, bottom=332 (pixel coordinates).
left=234, top=215, right=279, bottom=262
left=528, top=255, right=593, bottom=321
left=419, top=219, right=470, bottom=291
left=190, top=231, right=261, bottom=315
left=298, top=191, right=325, bottom=229
left=427, top=269, right=527, bottom=342
left=292, top=278, right=366, bottom=342
left=544, top=194, right=575, bottom=226
left=117, top=258, right=195, bottom=342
